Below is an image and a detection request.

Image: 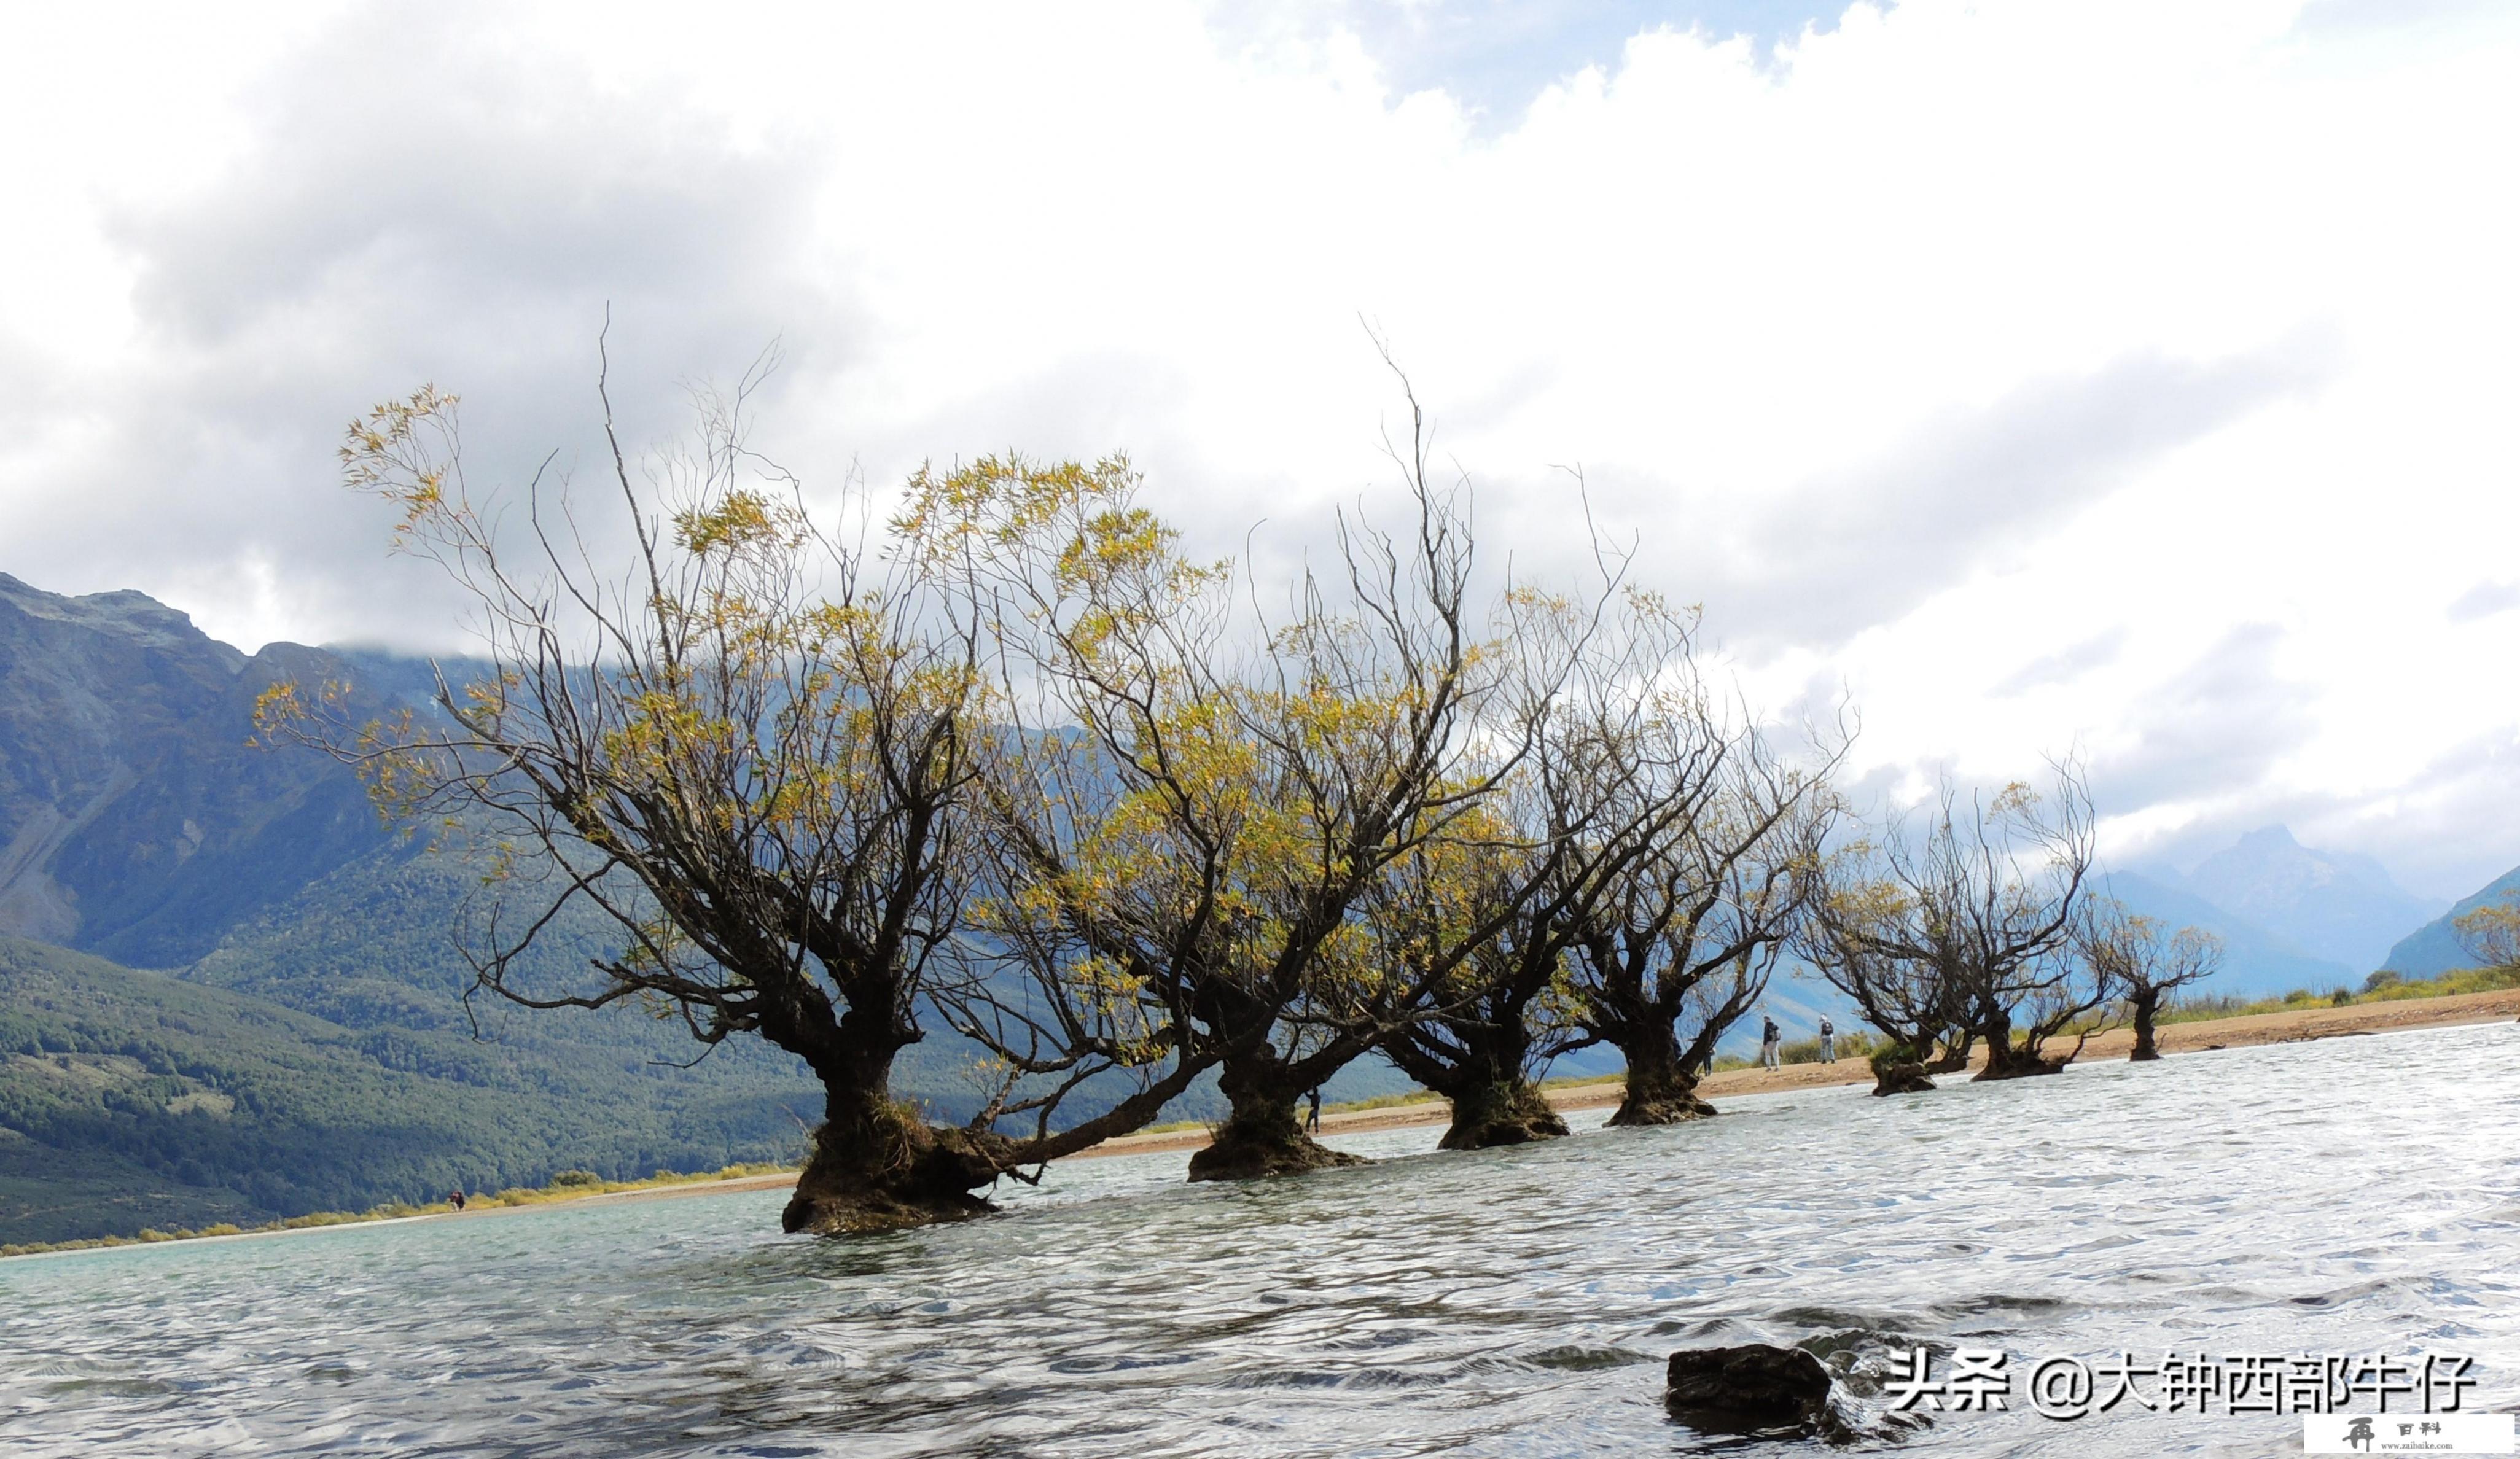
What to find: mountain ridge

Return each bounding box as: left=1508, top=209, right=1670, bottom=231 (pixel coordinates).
left=0, top=573, right=391, bottom=964
left=2094, top=868, right=2358, bottom=998
left=2140, top=825, right=2445, bottom=975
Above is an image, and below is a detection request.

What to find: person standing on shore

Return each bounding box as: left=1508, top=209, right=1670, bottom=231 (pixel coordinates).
left=1760, top=1016, right=1782, bottom=1071
left=1819, top=1017, right=1836, bottom=1064
left=1306, top=1087, right=1323, bottom=1133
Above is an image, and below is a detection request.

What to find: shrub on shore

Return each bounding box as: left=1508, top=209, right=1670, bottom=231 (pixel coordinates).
left=1780, top=1030, right=1880, bottom=1066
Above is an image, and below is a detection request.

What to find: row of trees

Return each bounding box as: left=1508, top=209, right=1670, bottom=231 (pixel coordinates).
left=1803, top=775, right=2225, bottom=1091
left=266, top=375, right=2217, bottom=1237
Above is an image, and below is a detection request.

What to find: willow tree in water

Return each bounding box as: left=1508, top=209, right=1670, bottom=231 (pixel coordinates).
left=2076, top=900, right=2219, bottom=1061
left=1363, top=817, right=1579, bottom=1150
left=1368, top=591, right=1743, bottom=1148
left=1562, top=683, right=1842, bottom=1125
left=913, top=405, right=1562, bottom=1181
left=260, top=374, right=1170, bottom=1235
left=1804, top=768, right=2101, bottom=1091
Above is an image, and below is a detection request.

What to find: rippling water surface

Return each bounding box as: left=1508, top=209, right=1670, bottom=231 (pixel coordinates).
left=6, top=1022, right=2519, bottom=1457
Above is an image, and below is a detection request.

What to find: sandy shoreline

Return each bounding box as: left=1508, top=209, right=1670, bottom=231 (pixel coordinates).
left=13, top=989, right=2514, bottom=1256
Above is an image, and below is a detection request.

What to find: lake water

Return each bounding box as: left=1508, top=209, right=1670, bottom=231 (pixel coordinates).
left=6, top=1022, right=2518, bottom=1457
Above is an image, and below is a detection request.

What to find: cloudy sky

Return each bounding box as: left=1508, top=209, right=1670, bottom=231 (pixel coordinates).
left=4, top=0, right=2517, bottom=895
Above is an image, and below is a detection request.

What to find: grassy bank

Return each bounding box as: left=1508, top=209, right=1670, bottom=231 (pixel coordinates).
left=0, top=1161, right=797, bottom=1261
left=2161, top=964, right=2520, bottom=1025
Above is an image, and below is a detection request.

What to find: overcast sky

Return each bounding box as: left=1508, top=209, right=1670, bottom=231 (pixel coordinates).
left=4, top=0, right=2518, bottom=896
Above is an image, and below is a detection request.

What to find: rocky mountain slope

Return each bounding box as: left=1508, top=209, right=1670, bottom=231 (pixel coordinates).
left=0, top=573, right=399, bottom=965
left=2381, top=863, right=2520, bottom=979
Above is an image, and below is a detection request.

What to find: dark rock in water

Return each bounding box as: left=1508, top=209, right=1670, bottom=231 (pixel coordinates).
left=1664, top=1343, right=1837, bottom=1433
left=1870, top=1061, right=1935, bottom=1096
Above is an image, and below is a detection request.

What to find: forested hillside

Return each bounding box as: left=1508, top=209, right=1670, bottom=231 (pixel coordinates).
left=0, top=935, right=825, bottom=1245
left=0, top=577, right=847, bottom=1243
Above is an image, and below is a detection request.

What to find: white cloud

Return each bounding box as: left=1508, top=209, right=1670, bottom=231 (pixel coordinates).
left=3, top=0, right=2519, bottom=892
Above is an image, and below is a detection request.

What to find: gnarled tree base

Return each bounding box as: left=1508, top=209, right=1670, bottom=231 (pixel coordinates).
left=1438, top=1080, right=1570, bottom=1150
left=1870, top=1062, right=1936, bottom=1096
left=1187, top=1105, right=1366, bottom=1181
left=1606, top=1084, right=1718, bottom=1126
left=780, top=1115, right=1015, bottom=1236
left=784, top=1186, right=996, bottom=1236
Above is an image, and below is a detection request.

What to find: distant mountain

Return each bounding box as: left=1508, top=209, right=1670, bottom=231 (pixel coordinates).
left=0, top=573, right=402, bottom=966
left=1594, top=860, right=2381, bottom=1054
left=2380, top=863, right=2520, bottom=978
left=2094, top=870, right=2357, bottom=999
left=2167, top=826, right=2444, bottom=975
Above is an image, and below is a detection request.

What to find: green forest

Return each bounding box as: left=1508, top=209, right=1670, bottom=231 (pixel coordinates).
left=0, top=932, right=835, bottom=1246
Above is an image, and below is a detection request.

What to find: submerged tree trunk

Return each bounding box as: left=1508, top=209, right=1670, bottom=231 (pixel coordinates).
left=2129, top=987, right=2163, bottom=1061
left=1439, top=1078, right=1569, bottom=1150
left=780, top=1049, right=1014, bottom=1235
left=1607, top=1024, right=1717, bottom=1126
left=1187, top=1052, right=1366, bottom=1182
left=1973, top=1008, right=2066, bottom=1082
left=1380, top=996, right=1571, bottom=1151
left=1865, top=1041, right=1937, bottom=1095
